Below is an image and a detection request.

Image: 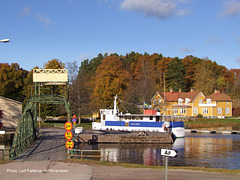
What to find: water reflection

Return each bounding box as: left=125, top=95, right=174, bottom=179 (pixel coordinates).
left=79, top=133, right=240, bottom=169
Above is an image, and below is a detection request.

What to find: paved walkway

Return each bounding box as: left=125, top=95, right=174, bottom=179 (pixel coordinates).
left=0, top=160, right=239, bottom=180
left=15, top=128, right=67, bottom=161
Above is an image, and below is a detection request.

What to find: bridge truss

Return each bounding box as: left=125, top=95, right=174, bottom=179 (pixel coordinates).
left=9, top=69, right=72, bottom=160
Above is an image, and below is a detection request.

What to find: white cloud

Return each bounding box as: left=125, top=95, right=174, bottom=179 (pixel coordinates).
left=120, top=0, right=190, bottom=20
left=37, top=13, right=53, bottom=26
left=18, top=6, right=32, bottom=16
left=18, top=6, right=53, bottom=26
left=206, top=35, right=224, bottom=46
left=181, top=46, right=194, bottom=53
left=219, top=0, right=240, bottom=17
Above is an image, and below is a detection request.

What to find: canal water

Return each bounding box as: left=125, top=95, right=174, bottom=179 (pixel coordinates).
left=79, top=133, right=240, bottom=169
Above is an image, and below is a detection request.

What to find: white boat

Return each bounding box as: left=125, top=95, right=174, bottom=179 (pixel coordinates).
left=92, top=95, right=185, bottom=138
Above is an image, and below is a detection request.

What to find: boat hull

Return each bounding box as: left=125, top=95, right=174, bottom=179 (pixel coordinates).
left=92, top=121, right=185, bottom=138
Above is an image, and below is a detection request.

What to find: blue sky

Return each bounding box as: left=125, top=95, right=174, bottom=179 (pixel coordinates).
left=0, top=0, right=240, bottom=71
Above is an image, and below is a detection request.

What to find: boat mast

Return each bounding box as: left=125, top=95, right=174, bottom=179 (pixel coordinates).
left=163, top=71, right=166, bottom=121
left=113, top=94, right=118, bottom=115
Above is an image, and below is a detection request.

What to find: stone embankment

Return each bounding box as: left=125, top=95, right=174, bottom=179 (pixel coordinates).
left=77, top=130, right=173, bottom=144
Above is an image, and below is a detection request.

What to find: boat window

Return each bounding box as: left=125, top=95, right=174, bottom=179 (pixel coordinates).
left=103, top=115, right=105, bottom=120
left=150, top=116, right=153, bottom=120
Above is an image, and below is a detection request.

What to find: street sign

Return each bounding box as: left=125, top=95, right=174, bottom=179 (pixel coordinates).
left=65, top=131, right=73, bottom=140
left=64, top=122, right=73, bottom=131
left=161, top=149, right=177, bottom=157
left=65, top=140, right=74, bottom=149
left=72, top=118, right=77, bottom=125
left=161, top=149, right=178, bottom=180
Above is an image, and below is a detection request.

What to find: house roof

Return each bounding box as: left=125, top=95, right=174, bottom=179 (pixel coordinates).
left=205, top=93, right=232, bottom=102
left=155, top=91, right=201, bottom=103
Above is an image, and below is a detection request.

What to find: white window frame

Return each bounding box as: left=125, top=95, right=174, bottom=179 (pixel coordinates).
left=178, top=98, right=183, bottom=104
left=199, top=99, right=202, bottom=104
left=185, top=98, right=190, bottom=105
left=193, top=107, right=198, bottom=115
left=180, top=108, right=186, bottom=114
left=173, top=108, right=178, bottom=114
left=207, top=98, right=211, bottom=104
left=225, top=107, right=230, bottom=114
left=217, top=107, right=222, bottom=114
left=202, top=108, right=209, bottom=114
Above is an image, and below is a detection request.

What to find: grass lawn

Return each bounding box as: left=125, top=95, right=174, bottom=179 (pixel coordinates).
left=185, top=117, right=240, bottom=130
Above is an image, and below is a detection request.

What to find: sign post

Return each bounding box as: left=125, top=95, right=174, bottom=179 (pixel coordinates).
left=161, top=149, right=177, bottom=180
left=64, top=122, right=73, bottom=131
left=72, top=115, right=77, bottom=126
left=64, top=122, right=74, bottom=150
left=65, top=131, right=73, bottom=140
left=65, top=140, right=74, bottom=149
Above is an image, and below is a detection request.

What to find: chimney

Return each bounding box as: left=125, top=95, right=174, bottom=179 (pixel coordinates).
left=170, top=88, right=173, bottom=93
left=214, top=89, right=218, bottom=94
left=191, top=88, right=194, bottom=92
left=179, top=89, right=181, bottom=93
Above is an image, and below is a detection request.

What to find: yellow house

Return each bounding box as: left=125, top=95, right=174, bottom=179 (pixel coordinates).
left=151, top=89, right=232, bottom=117
left=199, top=90, right=232, bottom=117
left=151, top=89, right=205, bottom=116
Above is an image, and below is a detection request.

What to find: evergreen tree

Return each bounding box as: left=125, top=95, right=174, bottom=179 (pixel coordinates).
left=166, top=57, right=186, bottom=92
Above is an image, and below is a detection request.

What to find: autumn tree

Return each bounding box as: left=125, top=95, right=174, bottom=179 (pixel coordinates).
left=0, top=63, right=28, bottom=101
left=22, top=66, right=40, bottom=109
left=44, top=59, right=65, bottom=69
left=92, top=55, right=129, bottom=108
left=193, top=60, right=216, bottom=95
left=128, top=55, right=157, bottom=104
left=40, top=59, right=65, bottom=119
left=156, top=57, right=171, bottom=91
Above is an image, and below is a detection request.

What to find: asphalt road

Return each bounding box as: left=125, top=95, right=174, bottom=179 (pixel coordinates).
left=1, top=160, right=239, bottom=180
left=15, top=128, right=67, bottom=161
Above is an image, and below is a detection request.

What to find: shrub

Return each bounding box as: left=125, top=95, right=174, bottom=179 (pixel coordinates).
left=196, top=114, right=203, bottom=118
left=232, top=107, right=240, bottom=117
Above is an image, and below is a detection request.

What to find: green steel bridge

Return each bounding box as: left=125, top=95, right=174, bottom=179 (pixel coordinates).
left=9, top=69, right=72, bottom=160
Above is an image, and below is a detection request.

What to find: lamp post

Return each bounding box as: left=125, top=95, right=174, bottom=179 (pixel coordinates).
left=0, top=39, right=10, bottom=43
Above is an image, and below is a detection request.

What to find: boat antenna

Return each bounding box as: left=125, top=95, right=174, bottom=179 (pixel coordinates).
left=113, top=94, right=118, bottom=115
left=163, top=71, right=166, bottom=121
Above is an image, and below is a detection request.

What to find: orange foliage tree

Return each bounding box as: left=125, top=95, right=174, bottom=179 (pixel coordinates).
left=92, top=55, right=130, bottom=108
